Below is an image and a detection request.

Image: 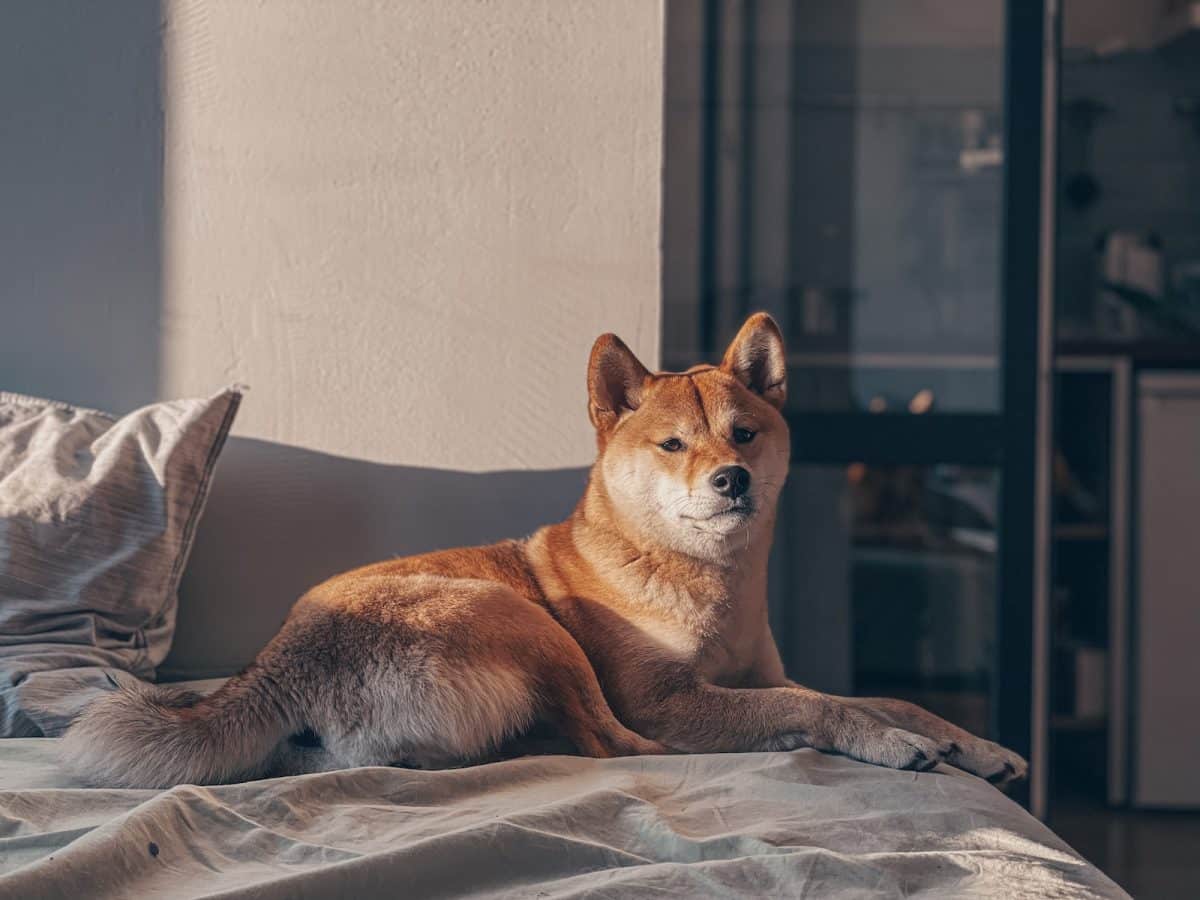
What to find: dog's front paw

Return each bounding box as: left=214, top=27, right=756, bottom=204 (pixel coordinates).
left=946, top=738, right=1028, bottom=786
left=860, top=728, right=953, bottom=772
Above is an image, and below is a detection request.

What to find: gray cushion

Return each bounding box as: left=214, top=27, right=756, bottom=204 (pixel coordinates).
left=0, top=388, right=241, bottom=736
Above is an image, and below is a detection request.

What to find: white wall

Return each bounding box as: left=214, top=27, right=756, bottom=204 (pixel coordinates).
left=168, top=0, right=663, bottom=675
left=2, top=1, right=664, bottom=676
left=162, top=0, right=662, bottom=472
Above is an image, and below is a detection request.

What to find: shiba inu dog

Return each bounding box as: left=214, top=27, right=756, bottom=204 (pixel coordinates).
left=63, top=313, right=1027, bottom=789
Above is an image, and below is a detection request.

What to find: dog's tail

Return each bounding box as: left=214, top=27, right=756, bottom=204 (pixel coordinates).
left=60, top=666, right=297, bottom=789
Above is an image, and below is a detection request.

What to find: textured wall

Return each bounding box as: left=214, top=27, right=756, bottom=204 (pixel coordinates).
left=1, top=1, right=663, bottom=676
left=162, top=0, right=662, bottom=471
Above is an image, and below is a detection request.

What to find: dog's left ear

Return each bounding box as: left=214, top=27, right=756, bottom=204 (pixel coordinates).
left=721, top=313, right=787, bottom=409
left=588, top=333, right=651, bottom=432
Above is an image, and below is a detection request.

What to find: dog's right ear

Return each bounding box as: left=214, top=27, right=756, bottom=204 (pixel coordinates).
left=588, top=333, right=650, bottom=433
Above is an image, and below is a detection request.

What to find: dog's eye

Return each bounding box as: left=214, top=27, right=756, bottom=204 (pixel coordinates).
left=659, top=438, right=684, bottom=452
left=733, top=427, right=756, bottom=444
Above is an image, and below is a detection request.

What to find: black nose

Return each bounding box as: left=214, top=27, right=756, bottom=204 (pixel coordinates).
left=710, top=465, right=751, bottom=499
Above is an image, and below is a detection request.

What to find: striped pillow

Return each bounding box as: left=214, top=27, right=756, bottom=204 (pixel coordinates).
left=0, top=388, right=241, bottom=736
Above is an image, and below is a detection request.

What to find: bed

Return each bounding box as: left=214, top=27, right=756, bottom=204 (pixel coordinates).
left=0, top=730, right=1127, bottom=899
left=0, top=392, right=1129, bottom=897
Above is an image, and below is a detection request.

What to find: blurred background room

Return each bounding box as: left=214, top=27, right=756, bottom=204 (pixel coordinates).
left=662, top=1, right=1200, bottom=895
left=1, top=1, right=1197, bottom=896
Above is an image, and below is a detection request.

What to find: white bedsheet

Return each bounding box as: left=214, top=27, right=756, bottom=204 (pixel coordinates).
left=0, top=739, right=1126, bottom=899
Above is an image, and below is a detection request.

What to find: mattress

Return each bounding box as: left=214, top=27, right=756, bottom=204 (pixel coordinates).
left=0, top=739, right=1126, bottom=899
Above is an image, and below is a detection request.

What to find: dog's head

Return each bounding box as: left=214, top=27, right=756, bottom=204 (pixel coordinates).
left=587, top=313, right=789, bottom=562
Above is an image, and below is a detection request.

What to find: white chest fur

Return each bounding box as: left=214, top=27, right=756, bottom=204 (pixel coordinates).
left=617, top=562, right=767, bottom=686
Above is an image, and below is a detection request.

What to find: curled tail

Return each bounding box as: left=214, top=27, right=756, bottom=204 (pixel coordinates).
left=60, top=668, right=296, bottom=788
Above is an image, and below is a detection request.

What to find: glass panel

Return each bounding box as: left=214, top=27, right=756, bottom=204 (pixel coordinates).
left=781, top=4, right=1006, bottom=412
left=772, top=463, right=998, bottom=738
left=1056, top=48, right=1200, bottom=346
left=662, top=1, right=1008, bottom=412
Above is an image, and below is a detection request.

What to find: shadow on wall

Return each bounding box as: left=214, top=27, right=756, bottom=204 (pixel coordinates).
left=163, top=437, right=589, bottom=680
left=0, top=3, right=163, bottom=412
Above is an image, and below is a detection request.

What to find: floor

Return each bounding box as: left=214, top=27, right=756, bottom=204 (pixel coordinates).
left=1050, top=797, right=1200, bottom=898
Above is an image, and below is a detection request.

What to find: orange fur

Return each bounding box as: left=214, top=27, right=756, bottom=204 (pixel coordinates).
left=62, top=313, right=1027, bottom=788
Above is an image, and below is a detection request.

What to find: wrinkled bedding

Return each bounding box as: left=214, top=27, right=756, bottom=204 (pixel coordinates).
left=0, top=740, right=1125, bottom=899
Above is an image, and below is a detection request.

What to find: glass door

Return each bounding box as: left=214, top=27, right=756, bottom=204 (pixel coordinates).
left=663, top=0, right=1058, bottom=814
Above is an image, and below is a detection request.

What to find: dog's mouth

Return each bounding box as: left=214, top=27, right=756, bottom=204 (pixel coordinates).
left=682, top=498, right=755, bottom=524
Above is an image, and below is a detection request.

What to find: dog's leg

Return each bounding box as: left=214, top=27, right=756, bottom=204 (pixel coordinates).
left=739, top=630, right=1026, bottom=783
left=837, top=696, right=1027, bottom=785
left=286, top=577, right=667, bottom=770
left=535, top=624, right=670, bottom=759
left=626, top=674, right=953, bottom=771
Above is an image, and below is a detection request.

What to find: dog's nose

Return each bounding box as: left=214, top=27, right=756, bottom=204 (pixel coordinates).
left=710, top=465, right=751, bottom=499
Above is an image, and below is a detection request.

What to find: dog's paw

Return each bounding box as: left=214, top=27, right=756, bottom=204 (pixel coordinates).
left=946, top=738, right=1028, bottom=786
left=862, top=728, right=953, bottom=772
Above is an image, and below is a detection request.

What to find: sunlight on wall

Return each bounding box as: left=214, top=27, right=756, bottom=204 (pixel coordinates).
left=160, top=0, right=663, bottom=471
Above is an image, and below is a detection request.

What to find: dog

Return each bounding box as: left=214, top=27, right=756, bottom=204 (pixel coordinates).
left=62, top=313, right=1027, bottom=789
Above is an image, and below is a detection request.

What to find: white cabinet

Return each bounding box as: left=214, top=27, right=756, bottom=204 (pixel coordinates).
left=1134, top=373, right=1200, bottom=808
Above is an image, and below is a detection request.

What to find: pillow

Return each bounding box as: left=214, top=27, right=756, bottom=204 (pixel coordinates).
left=0, top=388, right=241, bottom=736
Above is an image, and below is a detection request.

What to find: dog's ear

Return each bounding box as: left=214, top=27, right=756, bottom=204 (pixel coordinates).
left=588, top=333, right=650, bottom=432
left=721, top=313, right=787, bottom=409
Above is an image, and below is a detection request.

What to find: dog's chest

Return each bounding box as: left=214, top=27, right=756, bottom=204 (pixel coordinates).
left=633, top=581, right=763, bottom=683
left=694, top=602, right=763, bottom=685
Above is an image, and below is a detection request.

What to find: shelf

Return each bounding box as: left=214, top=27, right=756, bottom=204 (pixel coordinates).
left=1054, top=523, right=1109, bottom=541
